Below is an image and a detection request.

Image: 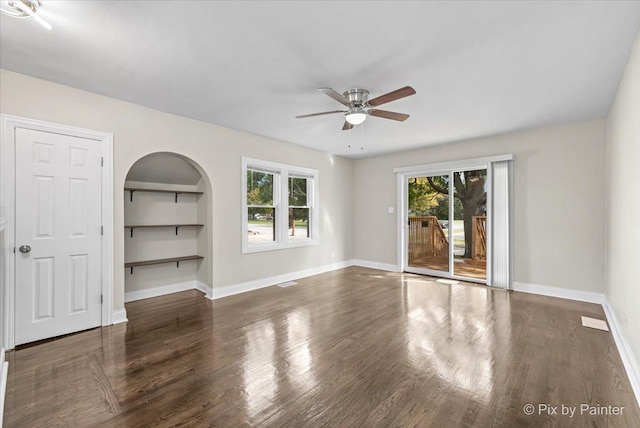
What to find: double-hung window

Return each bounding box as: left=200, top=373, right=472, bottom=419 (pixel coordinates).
left=242, top=157, right=318, bottom=253
left=246, top=167, right=277, bottom=244
left=288, top=174, right=311, bottom=241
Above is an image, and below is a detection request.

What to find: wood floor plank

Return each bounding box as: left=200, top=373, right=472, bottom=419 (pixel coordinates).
left=4, top=266, right=639, bottom=427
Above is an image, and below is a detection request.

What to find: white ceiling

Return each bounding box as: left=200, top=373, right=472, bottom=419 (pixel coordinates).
left=1, top=1, right=639, bottom=158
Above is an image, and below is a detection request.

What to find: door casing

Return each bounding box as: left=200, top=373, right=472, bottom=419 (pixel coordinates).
left=1, top=115, right=114, bottom=350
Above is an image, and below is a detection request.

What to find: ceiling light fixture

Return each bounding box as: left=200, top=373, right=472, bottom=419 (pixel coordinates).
left=345, top=109, right=368, bottom=125
left=1, top=0, right=52, bottom=30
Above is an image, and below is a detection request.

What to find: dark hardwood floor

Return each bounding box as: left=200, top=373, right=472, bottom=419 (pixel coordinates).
left=4, top=266, right=639, bottom=427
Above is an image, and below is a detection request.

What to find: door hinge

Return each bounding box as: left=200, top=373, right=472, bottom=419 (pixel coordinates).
left=101, top=157, right=104, bottom=167
left=101, top=294, right=103, bottom=304
left=101, top=226, right=104, bottom=235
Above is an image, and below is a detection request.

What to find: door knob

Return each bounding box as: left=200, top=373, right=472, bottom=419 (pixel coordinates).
left=19, top=245, right=31, bottom=254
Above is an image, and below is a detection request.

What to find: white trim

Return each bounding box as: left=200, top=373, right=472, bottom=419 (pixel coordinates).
left=393, top=154, right=514, bottom=174
left=125, top=280, right=201, bottom=302
left=512, top=281, right=605, bottom=304
left=244, top=157, right=318, bottom=177
left=396, top=172, right=406, bottom=272
left=603, top=298, right=640, bottom=407
left=0, top=348, right=6, bottom=428
left=196, top=281, right=213, bottom=300
left=241, top=157, right=319, bottom=254
left=123, top=280, right=214, bottom=303
left=448, top=171, right=454, bottom=276
left=485, top=165, right=493, bottom=284
left=0, top=114, right=114, bottom=350
left=101, top=130, right=114, bottom=326
left=211, top=260, right=353, bottom=300
left=111, top=309, right=128, bottom=325
left=352, top=259, right=401, bottom=272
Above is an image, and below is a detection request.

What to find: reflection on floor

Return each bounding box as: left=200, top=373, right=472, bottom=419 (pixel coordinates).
left=4, top=266, right=639, bottom=426
left=409, top=256, right=487, bottom=279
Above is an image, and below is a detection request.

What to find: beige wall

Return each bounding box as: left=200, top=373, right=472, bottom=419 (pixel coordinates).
left=0, top=69, right=353, bottom=311
left=605, top=31, right=640, bottom=364
left=353, top=119, right=607, bottom=293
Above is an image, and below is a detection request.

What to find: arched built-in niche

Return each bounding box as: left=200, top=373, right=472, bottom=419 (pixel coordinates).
left=124, top=152, right=212, bottom=301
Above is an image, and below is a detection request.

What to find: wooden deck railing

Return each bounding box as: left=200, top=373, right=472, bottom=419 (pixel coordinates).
left=409, top=216, right=487, bottom=263
left=408, top=216, right=449, bottom=262
left=472, top=216, right=487, bottom=260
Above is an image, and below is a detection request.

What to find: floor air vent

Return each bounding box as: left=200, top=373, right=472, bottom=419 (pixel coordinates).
left=581, top=316, right=609, bottom=331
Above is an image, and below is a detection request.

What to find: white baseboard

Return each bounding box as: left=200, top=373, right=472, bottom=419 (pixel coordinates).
left=111, top=309, right=128, bottom=325
left=122, top=261, right=355, bottom=303
left=196, top=281, right=213, bottom=300
left=1, top=348, right=7, bottom=428
left=512, top=281, right=605, bottom=304
left=125, top=280, right=200, bottom=303
left=352, top=259, right=401, bottom=272
left=603, top=298, right=640, bottom=407
left=211, top=260, right=354, bottom=300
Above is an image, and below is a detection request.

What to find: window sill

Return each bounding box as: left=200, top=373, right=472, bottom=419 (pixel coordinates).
left=242, top=239, right=318, bottom=254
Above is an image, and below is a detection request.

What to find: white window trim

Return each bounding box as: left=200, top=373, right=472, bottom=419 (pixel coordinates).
left=242, top=157, right=318, bottom=254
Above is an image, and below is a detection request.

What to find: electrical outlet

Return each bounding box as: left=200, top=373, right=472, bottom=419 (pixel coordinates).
left=623, top=311, right=628, bottom=324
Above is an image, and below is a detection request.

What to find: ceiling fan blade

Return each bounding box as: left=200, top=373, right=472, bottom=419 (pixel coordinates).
left=368, top=86, right=416, bottom=107
left=342, top=121, right=354, bottom=131
left=319, top=87, right=351, bottom=107
left=369, top=109, right=410, bottom=121
left=296, top=110, right=345, bottom=119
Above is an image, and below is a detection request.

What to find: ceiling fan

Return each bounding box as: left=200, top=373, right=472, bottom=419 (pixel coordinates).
left=296, top=86, right=416, bottom=130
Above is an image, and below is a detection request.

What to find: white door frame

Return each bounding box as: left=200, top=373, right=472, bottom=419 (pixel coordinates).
left=395, top=154, right=513, bottom=284
left=0, top=115, right=114, bottom=350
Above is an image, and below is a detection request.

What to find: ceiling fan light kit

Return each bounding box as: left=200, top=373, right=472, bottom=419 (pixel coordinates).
left=296, top=86, right=416, bottom=131
left=0, top=0, right=51, bottom=30
left=345, top=111, right=368, bottom=125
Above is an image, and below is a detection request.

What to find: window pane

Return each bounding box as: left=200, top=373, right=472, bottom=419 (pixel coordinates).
left=247, top=170, right=274, bottom=205
left=407, top=175, right=450, bottom=273
left=453, top=169, right=487, bottom=280
left=288, top=207, right=309, bottom=240
left=248, top=207, right=275, bottom=244
left=289, top=177, right=308, bottom=206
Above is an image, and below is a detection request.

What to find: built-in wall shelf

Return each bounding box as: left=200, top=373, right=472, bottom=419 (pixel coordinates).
left=125, top=224, right=204, bottom=237
left=124, top=187, right=204, bottom=203
left=125, top=255, right=204, bottom=274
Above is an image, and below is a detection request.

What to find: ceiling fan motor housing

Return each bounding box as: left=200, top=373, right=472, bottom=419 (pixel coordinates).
left=343, top=89, right=369, bottom=107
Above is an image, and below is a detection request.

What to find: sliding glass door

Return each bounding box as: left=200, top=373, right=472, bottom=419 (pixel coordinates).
left=405, top=168, right=488, bottom=282
left=407, top=174, right=450, bottom=275
left=452, top=169, right=487, bottom=280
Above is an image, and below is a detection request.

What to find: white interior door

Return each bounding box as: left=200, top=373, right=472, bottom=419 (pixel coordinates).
left=15, top=128, right=102, bottom=345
